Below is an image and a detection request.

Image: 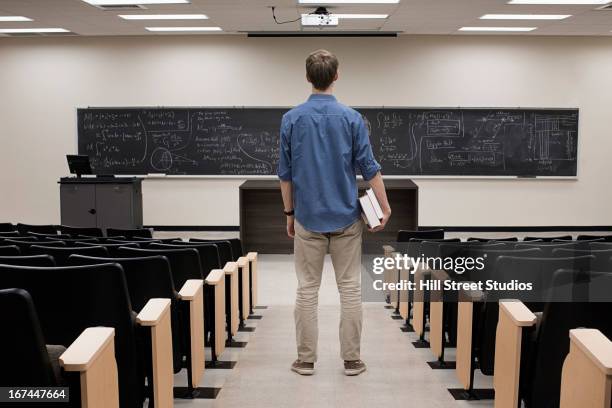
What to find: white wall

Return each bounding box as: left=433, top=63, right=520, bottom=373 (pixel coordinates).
left=1, top=35, right=611, bottom=227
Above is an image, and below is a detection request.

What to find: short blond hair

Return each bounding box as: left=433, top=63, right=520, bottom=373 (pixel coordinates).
left=305, top=49, right=339, bottom=91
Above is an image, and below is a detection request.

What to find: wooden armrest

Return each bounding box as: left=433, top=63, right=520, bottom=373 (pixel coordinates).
left=178, top=279, right=204, bottom=301
left=206, top=269, right=225, bottom=285
left=382, top=245, right=396, bottom=255
left=459, top=286, right=485, bottom=302
left=60, top=328, right=119, bottom=408
left=60, top=327, right=114, bottom=372
left=237, top=257, right=247, bottom=267
left=136, top=298, right=171, bottom=326
left=246, top=252, right=257, bottom=261
left=224, top=261, right=238, bottom=274
left=494, top=300, right=536, bottom=408
left=136, top=298, right=173, bottom=408
left=570, top=329, right=612, bottom=374
left=500, top=300, right=537, bottom=327
left=179, top=280, right=205, bottom=387
left=430, top=269, right=450, bottom=281
left=560, top=329, right=612, bottom=408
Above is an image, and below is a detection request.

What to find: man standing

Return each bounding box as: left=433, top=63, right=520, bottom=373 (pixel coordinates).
left=277, top=49, right=391, bottom=376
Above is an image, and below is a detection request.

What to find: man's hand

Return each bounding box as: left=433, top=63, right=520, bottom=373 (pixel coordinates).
left=287, top=216, right=295, bottom=238
left=368, top=209, right=391, bottom=233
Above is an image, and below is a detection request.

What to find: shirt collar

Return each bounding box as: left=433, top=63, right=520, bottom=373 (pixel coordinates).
left=308, top=93, right=337, bottom=102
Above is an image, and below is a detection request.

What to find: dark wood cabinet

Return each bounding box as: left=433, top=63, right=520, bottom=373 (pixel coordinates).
left=239, top=179, right=418, bottom=254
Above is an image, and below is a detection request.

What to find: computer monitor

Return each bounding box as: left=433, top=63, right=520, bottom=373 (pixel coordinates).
left=66, top=155, right=93, bottom=178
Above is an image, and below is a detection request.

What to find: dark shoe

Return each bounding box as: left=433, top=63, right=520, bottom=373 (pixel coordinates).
left=344, top=360, right=366, bottom=376
left=291, top=359, right=315, bottom=375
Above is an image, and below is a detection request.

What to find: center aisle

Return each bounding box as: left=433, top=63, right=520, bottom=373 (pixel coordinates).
left=181, top=254, right=494, bottom=408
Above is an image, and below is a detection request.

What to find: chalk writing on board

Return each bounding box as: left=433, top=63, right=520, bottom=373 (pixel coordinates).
left=78, top=108, right=578, bottom=176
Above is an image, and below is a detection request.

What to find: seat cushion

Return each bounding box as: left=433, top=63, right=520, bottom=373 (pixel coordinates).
left=45, top=345, right=67, bottom=385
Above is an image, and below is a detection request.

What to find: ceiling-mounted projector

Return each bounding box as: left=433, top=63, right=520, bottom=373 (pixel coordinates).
left=301, top=7, right=338, bottom=26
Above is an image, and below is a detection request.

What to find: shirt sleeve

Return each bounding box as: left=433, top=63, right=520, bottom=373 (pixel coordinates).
left=353, top=113, right=381, bottom=181
left=277, top=114, right=292, bottom=181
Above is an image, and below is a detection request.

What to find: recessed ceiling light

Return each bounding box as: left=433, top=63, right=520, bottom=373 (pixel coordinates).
left=459, top=26, right=538, bottom=32
left=299, top=0, right=399, bottom=4
left=508, top=0, right=609, bottom=4
left=145, top=26, right=222, bottom=32
left=332, top=13, right=389, bottom=18
left=481, top=14, right=571, bottom=20
left=83, top=0, right=189, bottom=5
left=0, top=16, right=32, bottom=22
left=0, top=28, right=69, bottom=33
left=119, top=14, right=208, bottom=20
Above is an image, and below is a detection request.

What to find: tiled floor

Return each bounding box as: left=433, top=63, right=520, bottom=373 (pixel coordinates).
left=171, top=253, right=495, bottom=408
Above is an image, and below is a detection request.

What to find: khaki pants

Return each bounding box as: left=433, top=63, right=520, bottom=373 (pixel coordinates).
left=294, top=219, right=364, bottom=363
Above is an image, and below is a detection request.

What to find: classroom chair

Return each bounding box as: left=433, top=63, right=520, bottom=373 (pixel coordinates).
left=0, top=245, right=21, bottom=256
left=552, top=248, right=612, bottom=271
left=523, top=235, right=573, bottom=242
left=474, top=256, right=594, bottom=396
left=397, top=229, right=445, bottom=242
left=577, top=234, right=612, bottom=242
left=4, top=239, right=63, bottom=254
left=29, top=245, right=109, bottom=266
left=466, top=237, right=518, bottom=242
left=559, top=328, right=612, bottom=408
left=425, top=241, right=507, bottom=369
left=152, top=242, right=242, bottom=345
left=0, top=263, right=173, bottom=408
left=68, top=254, right=213, bottom=399
left=28, top=232, right=71, bottom=240
left=76, top=241, right=140, bottom=257
left=16, top=223, right=58, bottom=235
left=0, top=255, right=56, bottom=267
left=118, top=246, right=233, bottom=369
left=450, top=247, right=543, bottom=400
left=59, top=226, right=104, bottom=238
left=0, top=223, right=16, bottom=232
left=493, top=270, right=612, bottom=408
left=0, top=288, right=119, bottom=408
left=106, top=228, right=153, bottom=239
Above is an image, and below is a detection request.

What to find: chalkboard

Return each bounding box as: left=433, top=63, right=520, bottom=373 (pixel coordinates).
left=77, top=107, right=578, bottom=177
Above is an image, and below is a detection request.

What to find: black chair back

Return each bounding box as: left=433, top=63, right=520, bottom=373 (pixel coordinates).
left=107, top=239, right=161, bottom=248
left=525, top=270, right=612, bottom=408
left=16, top=224, right=58, bottom=235
left=117, top=246, right=203, bottom=288
left=188, top=239, right=234, bottom=264
left=157, top=242, right=222, bottom=273
left=0, top=223, right=16, bottom=233
left=0, top=231, right=22, bottom=238
left=577, top=234, right=612, bottom=242
left=523, top=235, right=572, bottom=242
left=59, top=226, right=104, bottom=238
left=397, top=229, right=444, bottom=242
left=0, top=245, right=20, bottom=256
left=69, top=254, right=183, bottom=373
left=107, top=228, right=152, bottom=239
left=0, top=263, right=146, bottom=408
left=28, top=232, right=71, bottom=240
left=477, top=255, right=594, bottom=376
left=76, top=242, right=140, bottom=257
left=516, top=241, right=594, bottom=255
left=0, top=289, right=59, bottom=386
left=551, top=248, right=612, bottom=272
left=47, top=237, right=98, bottom=244
left=0, top=255, right=55, bottom=267
left=228, top=238, right=244, bottom=260
left=467, top=237, right=518, bottom=242
left=29, top=246, right=109, bottom=266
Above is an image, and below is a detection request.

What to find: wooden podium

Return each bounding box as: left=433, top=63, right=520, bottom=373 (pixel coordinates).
left=239, top=179, right=418, bottom=254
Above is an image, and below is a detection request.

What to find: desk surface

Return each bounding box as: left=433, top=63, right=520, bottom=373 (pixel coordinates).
left=240, top=179, right=418, bottom=190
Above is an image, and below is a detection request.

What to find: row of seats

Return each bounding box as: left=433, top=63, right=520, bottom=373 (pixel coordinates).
left=0, top=229, right=260, bottom=408
left=382, top=229, right=612, bottom=408
left=0, top=222, right=153, bottom=239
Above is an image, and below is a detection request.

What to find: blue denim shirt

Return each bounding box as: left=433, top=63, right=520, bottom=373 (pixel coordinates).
left=277, top=94, right=381, bottom=233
